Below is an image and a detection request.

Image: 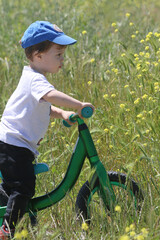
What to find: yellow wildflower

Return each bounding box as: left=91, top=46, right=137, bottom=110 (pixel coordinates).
left=103, top=94, right=108, bottom=99
left=140, top=39, right=145, bottom=43
left=141, top=228, right=148, bottom=237
left=104, top=128, right=109, bottom=133
left=139, top=52, right=144, bottom=56
left=21, top=229, right=28, bottom=238
left=126, top=13, right=130, bottom=17
left=129, top=22, right=134, bottom=26
left=124, top=85, right=129, bottom=88
left=148, top=97, right=153, bottom=101
left=125, top=226, right=130, bottom=233
left=90, top=58, right=95, bottom=63
left=137, top=113, right=143, bottom=118
left=154, top=82, right=159, bottom=86
left=137, top=66, right=141, bottom=70
left=131, top=34, right=136, bottom=38
left=87, top=81, right=92, bottom=86
left=115, top=205, right=121, bottom=212
left=97, top=139, right=101, bottom=144
left=82, top=30, right=87, bottom=35
left=153, top=62, right=158, bottom=67
left=146, top=32, right=153, bottom=37
left=119, top=235, right=130, bottom=240
left=15, top=229, right=28, bottom=239
left=137, top=74, right=142, bottom=78
left=129, top=223, right=135, bottom=231
left=145, top=53, right=150, bottom=58
left=109, top=145, right=113, bottom=149
left=112, top=22, right=117, bottom=27
left=112, top=68, right=118, bottom=74
left=134, top=98, right=140, bottom=104
left=121, top=53, right=126, bottom=57
left=145, top=129, right=150, bottom=134
left=154, top=85, right=159, bottom=91
left=111, top=93, right=116, bottom=98
left=115, top=29, right=118, bottom=33
left=136, top=64, right=141, bottom=70
left=142, top=94, right=148, bottom=99
left=148, top=110, right=153, bottom=115
left=82, top=222, right=89, bottom=231
left=51, top=122, right=55, bottom=127
left=136, top=235, right=144, bottom=240
left=14, top=232, right=22, bottom=239
left=145, top=46, right=149, bottom=50
left=154, top=32, right=159, bottom=37
left=130, top=231, right=136, bottom=237
left=120, top=104, right=125, bottom=109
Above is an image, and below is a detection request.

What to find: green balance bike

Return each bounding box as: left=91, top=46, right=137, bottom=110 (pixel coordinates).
left=0, top=107, right=143, bottom=226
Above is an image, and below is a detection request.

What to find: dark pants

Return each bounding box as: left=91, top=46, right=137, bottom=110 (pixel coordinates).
left=0, top=141, right=36, bottom=229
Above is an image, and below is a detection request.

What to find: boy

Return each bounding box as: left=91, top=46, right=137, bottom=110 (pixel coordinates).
left=0, top=21, right=94, bottom=239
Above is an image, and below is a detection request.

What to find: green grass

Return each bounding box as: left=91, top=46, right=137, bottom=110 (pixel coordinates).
left=0, top=0, right=160, bottom=239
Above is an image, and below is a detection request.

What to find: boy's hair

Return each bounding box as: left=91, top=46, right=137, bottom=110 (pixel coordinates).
left=24, top=40, right=65, bottom=61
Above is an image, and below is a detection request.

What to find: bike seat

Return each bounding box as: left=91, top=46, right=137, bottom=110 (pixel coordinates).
left=33, top=163, right=49, bottom=175
left=0, top=163, right=49, bottom=179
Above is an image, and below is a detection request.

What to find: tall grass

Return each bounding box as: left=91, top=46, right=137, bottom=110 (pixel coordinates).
left=0, top=0, right=160, bottom=239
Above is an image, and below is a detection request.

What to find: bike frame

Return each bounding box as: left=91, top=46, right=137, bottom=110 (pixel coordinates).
left=0, top=115, right=116, bottom=223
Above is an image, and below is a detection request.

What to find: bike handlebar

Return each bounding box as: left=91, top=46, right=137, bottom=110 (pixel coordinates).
left=63, top=107, right=93, bottom=127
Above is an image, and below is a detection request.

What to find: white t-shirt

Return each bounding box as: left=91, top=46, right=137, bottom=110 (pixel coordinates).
left=0, top=66, right=55, bottom=155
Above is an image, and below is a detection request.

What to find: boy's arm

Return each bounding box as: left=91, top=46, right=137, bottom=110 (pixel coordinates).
left=43, top=90, right=94, bottom=116
left=50, top=105, right=74, bottom=119
left=50, top=106, right=75, bottom=125
left=43, top=90, right=82, bottom=109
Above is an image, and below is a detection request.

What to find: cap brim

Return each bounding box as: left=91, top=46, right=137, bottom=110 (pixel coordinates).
left=52, top=34, right=77, bottom=45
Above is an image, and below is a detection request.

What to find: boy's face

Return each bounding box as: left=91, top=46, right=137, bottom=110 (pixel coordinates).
left=33, top=44, right=66, bottom=75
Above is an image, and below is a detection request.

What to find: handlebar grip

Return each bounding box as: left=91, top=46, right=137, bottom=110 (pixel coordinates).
left=63, top=114, right=75, bottom=128
left=63, top=107, right=93, bottom=127
left=81, top=107, right=93, bottom=118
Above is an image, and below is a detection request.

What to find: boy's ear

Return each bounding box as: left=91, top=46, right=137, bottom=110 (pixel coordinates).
left=33, top=51, right=42, bottom=60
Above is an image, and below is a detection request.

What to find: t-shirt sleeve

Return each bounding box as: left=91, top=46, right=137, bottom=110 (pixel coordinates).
left=31, top=75, right=55, bottom=101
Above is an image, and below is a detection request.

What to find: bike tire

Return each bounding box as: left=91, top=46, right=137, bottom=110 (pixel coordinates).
left=75, top=171, right=143, bottom=223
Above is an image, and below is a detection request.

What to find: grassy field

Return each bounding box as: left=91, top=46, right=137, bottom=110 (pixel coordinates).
left=0, top=0, right=160, bottom=239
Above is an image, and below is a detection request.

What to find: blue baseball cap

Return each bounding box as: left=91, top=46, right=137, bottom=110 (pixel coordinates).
left=21, top=21, right=77, bottom=48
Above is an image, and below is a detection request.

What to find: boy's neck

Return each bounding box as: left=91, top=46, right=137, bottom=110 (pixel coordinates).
left=29, top=63, right=46, bottom=76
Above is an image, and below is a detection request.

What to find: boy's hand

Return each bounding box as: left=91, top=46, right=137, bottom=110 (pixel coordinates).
left=77, top=103, right=95, bottom=118
left=61, top=110, right=76, bottom=125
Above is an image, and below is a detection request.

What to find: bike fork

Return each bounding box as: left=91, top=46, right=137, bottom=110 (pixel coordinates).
left=78, top=120, right=116, bottom=211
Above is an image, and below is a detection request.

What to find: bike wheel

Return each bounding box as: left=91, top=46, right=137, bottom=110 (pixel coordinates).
left=75, top=171, right=143, bottom=223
